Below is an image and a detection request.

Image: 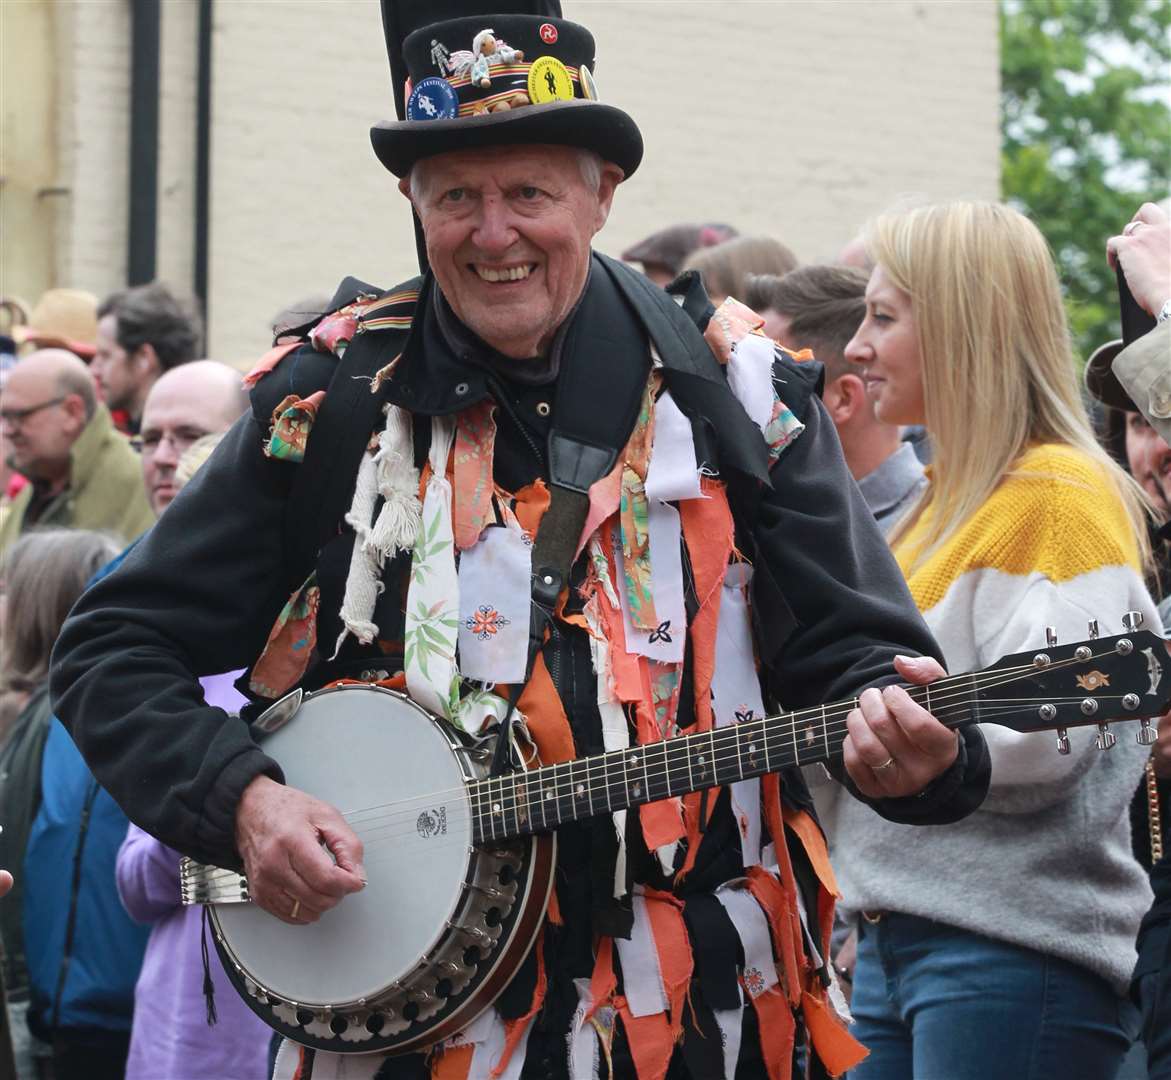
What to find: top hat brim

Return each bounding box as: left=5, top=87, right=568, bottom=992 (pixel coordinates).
left=1084, top=338, right=1134, bottom=412
left=370, top=98, right=643, bottom=179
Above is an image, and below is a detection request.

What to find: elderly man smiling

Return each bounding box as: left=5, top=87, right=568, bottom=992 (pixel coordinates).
left=51, top=12, right=989, bottom=1079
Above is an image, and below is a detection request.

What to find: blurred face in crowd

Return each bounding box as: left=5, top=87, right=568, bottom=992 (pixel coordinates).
left=405, top=145, right=622, bottom=359
left=844, top=265, right=926, bottom=426
left=93, top=315, right=155, bottom=416
left=0, top=357, right=88, bottom=483
left=139, top=362, right=243, bottom=515
left=1125, top=410, right=1171, bottom=516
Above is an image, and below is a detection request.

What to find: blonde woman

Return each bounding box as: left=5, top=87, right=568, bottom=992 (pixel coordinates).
left=827, top=201, right=1159, bottom=1079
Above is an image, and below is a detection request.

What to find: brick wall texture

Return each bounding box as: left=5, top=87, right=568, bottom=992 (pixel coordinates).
left=21, top=0, right=999, bottom=364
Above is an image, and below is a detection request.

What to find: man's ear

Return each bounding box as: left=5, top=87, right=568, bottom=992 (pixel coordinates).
left=593, top=164, right=625, bottom=233
left=133, top=343, right=161, bottom=377
left=60, top=393, right=88, bottom=434
left=398, top=174, right=414, bottom=204
left=826, top=373, right=868, bottom=425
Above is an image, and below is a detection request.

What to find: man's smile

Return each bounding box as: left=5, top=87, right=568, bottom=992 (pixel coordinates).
left=470, top=262, right=538, bottom=283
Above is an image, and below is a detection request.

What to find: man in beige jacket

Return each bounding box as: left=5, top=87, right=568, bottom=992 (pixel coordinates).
left=0, top=350, right=154, bottom=555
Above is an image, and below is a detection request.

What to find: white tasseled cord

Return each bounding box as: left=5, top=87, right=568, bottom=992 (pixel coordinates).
left=332, top=404, right=421, bottom=657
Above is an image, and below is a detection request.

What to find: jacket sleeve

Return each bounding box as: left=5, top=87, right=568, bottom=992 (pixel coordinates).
left=49, top=410, right=302, bottom=868
left=116, top=823, right=183, bottom=925
left=751, top=386, right=989, bottom=825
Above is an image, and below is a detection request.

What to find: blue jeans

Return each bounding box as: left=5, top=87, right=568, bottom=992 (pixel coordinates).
left=849, top=913, right=1140, bottom=1080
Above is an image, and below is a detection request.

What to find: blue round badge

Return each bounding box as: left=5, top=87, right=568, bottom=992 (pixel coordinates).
left=407, top=77, right=459, bottom=122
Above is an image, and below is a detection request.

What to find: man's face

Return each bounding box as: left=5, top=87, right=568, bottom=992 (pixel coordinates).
left=406, top=145, right=621, bottom=359
left=0, top=364, right=86, bottom=480
left=93, top=314, right=150, bottom=415
left=1125, top=410, right=1171, bottom=516
left=139, top=373, right=234, bottom=514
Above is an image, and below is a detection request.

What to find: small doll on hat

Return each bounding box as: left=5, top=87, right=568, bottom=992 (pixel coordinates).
left=449, top=28, right=524, bottom=88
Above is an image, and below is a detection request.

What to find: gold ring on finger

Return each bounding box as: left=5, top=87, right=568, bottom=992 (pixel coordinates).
left=290, top=898, right=301, bottom=919
left=873, top=756, right=896, bottom=772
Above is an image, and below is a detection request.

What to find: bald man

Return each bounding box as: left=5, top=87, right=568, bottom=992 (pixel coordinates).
left=138, top=361, right=249, bottom=516
left=0, top=349, right=154, bottom=554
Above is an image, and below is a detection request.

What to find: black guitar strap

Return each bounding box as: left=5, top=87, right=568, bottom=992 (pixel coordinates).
left=525, top=260, right=652, bottom=675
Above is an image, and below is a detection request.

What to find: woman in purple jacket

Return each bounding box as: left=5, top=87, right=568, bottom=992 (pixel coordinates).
left=116, top=671, right=272, bottom=1080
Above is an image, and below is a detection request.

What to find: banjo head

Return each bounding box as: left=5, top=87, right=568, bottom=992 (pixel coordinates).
left=208, top=684, right=555, bottom=1055
left=214, top=685, right=473, bottom=1006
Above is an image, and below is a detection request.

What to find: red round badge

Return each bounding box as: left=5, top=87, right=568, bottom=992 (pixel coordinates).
left=539, top=22, right=558, bottom=44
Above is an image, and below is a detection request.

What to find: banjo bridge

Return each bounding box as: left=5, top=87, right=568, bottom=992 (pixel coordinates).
left=180, top=856, right=251, bottom=905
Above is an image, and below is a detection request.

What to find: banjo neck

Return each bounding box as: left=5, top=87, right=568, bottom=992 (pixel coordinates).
left=470, top=675, right=977, bottom=845
left=469, top=624, right=1171, bottom=846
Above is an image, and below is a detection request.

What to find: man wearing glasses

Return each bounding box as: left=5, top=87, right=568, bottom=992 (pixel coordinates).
left=0, top=349, right=153, bottom=555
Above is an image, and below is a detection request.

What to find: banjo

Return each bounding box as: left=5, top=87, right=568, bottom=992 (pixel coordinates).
left=181, top=616, right=1170, bottom=1055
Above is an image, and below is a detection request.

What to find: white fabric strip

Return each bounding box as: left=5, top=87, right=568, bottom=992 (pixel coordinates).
left=615, top=505, right=686, bottom=664
left=614, top=893, right=669, bottom=1017
left=716, top=884, right=778, bottom=998
left=726, top=333, right=777, bottom=432
left=568, top=977, right=603, bottom=1080
left=588, top=613, right=632, bottom=898
left=709, top=565, right=765, bottom=866
left=645, top=390, right=702, bottom=503
left=405, top=416, right=460, bottom=719
left=272, top=1039, right=383, bottom=1080
left=712, top=987, right=745, bottom=1080
left=457, top=524, right=532, bottom=683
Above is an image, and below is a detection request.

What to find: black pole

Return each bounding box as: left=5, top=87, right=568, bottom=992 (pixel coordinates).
left=194, top=0, right=213, bottom=327
left=128, top=0, right=161, bottom=285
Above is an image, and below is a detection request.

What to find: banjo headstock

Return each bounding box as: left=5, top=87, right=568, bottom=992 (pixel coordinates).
left=975, top=613, right=1170, bottom=752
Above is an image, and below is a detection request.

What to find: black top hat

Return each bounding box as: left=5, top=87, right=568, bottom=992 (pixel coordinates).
left=370, top=14, right=642, bottom=179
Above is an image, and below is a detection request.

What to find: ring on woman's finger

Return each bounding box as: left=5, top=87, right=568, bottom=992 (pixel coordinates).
left=873, top=756, right=897, bottom=772
left=1123, top=220, right=1143, bottom=236
left=290, top=898, right=301, bottom=920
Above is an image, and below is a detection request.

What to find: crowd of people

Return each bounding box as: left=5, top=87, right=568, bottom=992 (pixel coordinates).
left=2, top=9, right=1170, bottom=1080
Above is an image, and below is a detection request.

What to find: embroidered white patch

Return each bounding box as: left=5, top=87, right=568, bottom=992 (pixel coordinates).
left=457, top=524, right=531, bottom=683
left=716, top=884, right=778, bottom=999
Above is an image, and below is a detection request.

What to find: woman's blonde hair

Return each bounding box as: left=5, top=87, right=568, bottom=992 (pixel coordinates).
left=871, top=201, right=1150, bottom=571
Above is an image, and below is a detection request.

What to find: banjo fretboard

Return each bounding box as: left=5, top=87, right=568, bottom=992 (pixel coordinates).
left=468, top=676, right=978, bottom=844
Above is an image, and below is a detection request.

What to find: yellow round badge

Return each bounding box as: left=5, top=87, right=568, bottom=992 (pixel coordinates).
left=527, top=56, right=574, bottom=104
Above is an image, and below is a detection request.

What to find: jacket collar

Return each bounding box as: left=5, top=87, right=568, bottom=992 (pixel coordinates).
left=68, top=404, right=121, bottom=493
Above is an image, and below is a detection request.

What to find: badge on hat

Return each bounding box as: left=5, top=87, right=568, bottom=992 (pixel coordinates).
left=527, top=56, right=574, bottom=104
left=407, top=77, right=459, bottom=121
left=579, top=64, right=598, bottom=101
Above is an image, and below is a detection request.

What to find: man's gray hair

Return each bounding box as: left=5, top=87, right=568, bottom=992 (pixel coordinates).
left=409, top=148, right=605, bottom=204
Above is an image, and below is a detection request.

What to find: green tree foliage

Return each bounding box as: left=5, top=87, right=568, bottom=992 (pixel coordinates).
left=1001, top=0, right=1170, bottom=362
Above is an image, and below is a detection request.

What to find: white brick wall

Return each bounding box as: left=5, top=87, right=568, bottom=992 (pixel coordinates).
left=24, top=0, right=999, bottom=363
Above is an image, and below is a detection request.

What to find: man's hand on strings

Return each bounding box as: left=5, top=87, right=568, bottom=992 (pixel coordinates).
left=843, top=654, right=960, bottom=799
left=235, top=775, right=366, bottom=925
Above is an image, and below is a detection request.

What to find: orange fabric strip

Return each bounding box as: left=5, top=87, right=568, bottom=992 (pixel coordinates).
left=748, top=986, right=796, bottom=1080
left=431, top=1044, right=473, bottom=1080
left=516, top=652, right=577, bottom=764
left=547, top=885, right=563, bottom=926
left=578, top=461, right=623, bottom=558
left=643, top=890, right=693, bottom=1041
left=618, top=1003, right=674, bottom=1080
left=747, top=854, right=802, bottom=1006
left=243, top=340, right=300, bottom=387
left=453, top=401, right=496, bottom=550
left=290, top=1046, right=308, bottom=1080
left=491, top=932, right=547, bottom=1078
left=588, top=937, right=617, bottom=1022
left=801, top=991, right=869, bottom=1077
left=511, top=478, right=550, bottom=538
left=636, top=688, right=685, bottom=852
left=783, top=806, right=840, bottom=899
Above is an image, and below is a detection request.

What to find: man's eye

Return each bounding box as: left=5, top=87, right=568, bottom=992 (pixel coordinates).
left=441, top=188, right=466, bottom=203
left=517, top=186, right=541, bottom=200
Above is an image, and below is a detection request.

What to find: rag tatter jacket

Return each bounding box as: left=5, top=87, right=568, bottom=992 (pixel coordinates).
left=50, top=254, right=989, bottom=1079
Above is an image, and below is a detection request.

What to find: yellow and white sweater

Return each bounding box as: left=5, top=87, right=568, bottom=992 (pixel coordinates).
left=821, top=444, right=1160, bottom=991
